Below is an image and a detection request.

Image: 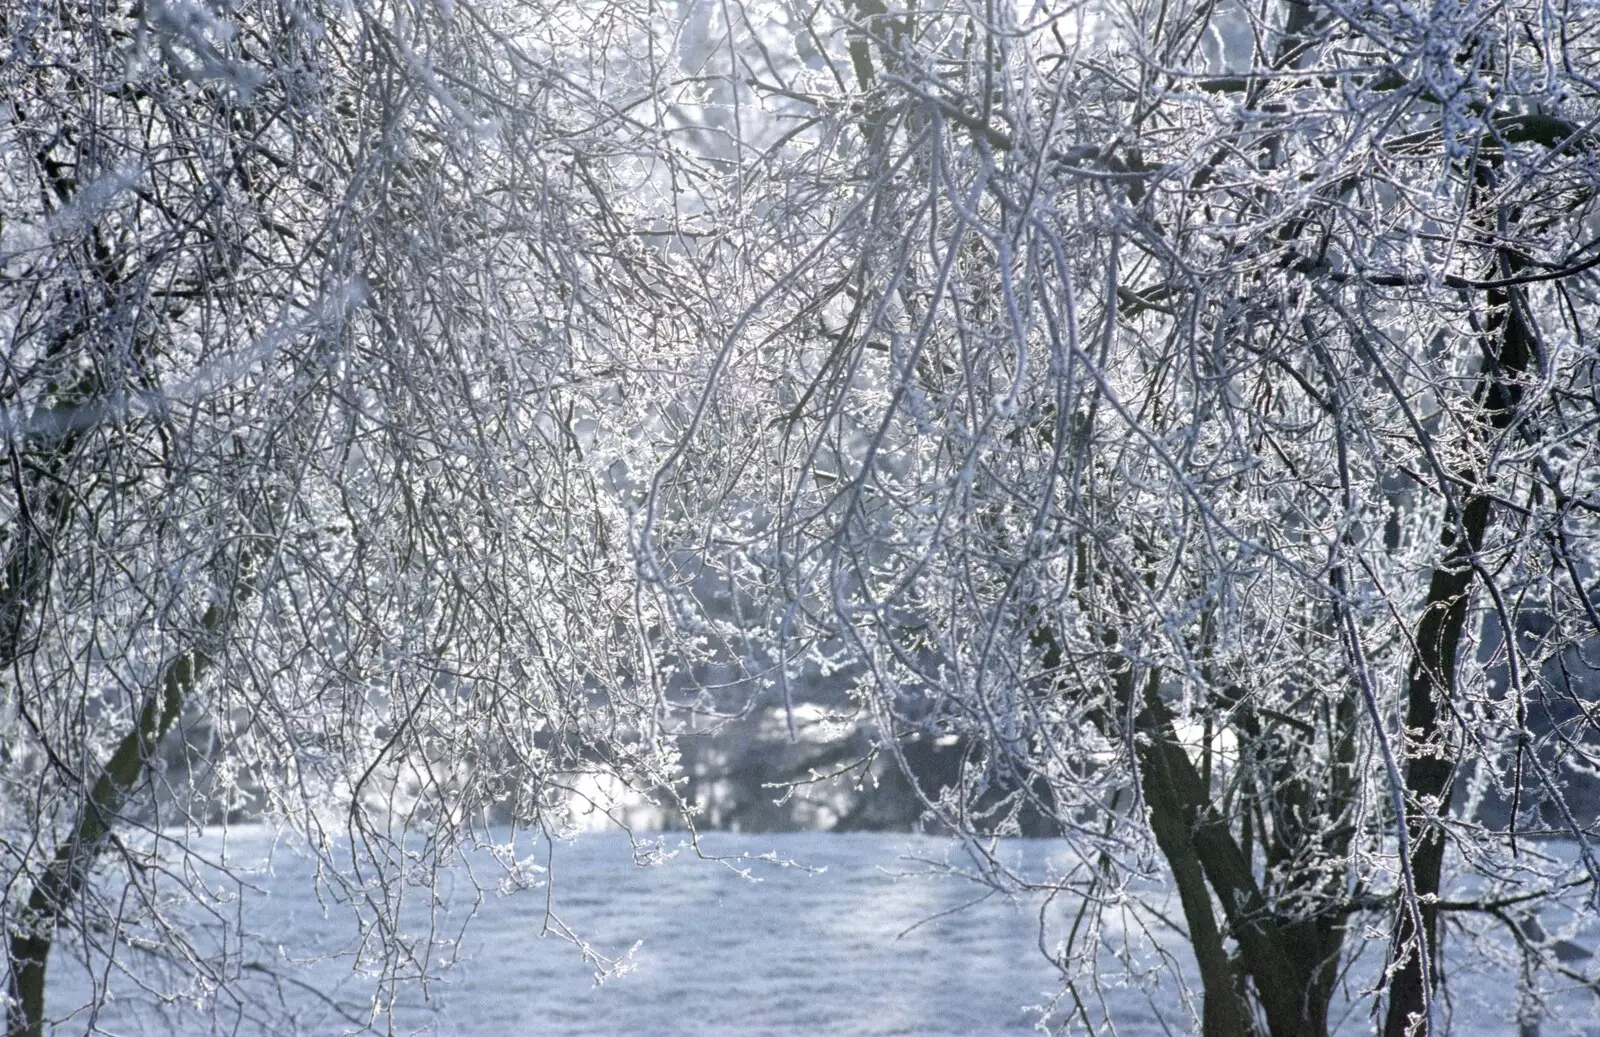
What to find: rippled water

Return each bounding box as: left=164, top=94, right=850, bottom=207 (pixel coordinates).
left=40, top=830, right=1600, bottom=1036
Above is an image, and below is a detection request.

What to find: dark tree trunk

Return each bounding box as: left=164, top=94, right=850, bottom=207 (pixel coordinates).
left=5, top=614, right=220, bottom=1037
left=1131, top=665, right=1257, bottom=1037
left=1134, top=674, right=1344, bottom=1037
left=1382, top=247, right=1536, bottom=1037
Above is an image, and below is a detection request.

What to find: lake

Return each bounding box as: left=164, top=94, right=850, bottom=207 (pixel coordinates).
left=40, top=829, right=1600, bottom=1036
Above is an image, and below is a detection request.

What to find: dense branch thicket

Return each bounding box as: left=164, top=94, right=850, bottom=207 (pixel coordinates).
left=4, top=0, right=1600, bottom=1033
left=0, top=1, right=709, bottom=1032
left=643, top=0, right=1600, bottom=1033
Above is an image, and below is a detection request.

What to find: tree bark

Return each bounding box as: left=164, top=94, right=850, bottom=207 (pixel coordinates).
left=1129, top=665, right=1257, bottom=1037
left=1132, top=672, right=1341, bottom=1037
left=1382, top=254, right=1536, bottom=1037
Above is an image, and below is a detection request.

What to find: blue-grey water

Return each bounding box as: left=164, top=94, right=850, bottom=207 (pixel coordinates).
left=39, top=829, right=1599, bottom=1035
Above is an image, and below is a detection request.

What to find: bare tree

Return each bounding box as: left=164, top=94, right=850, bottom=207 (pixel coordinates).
left=7, top=0, right=1598, bottom=1032
left=0, top=1, right=709, bottom=1032
left=643, top=0, right=1600, bottom=1033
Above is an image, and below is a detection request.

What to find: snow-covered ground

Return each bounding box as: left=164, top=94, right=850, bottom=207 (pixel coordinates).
left=41, top=830, right=1600, bottom=1036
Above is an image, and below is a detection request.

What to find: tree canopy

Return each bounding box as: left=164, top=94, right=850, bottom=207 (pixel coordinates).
left=2, top=1, right=695, bottom=1031
left=642, top=0, right=1600, bottom=1033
